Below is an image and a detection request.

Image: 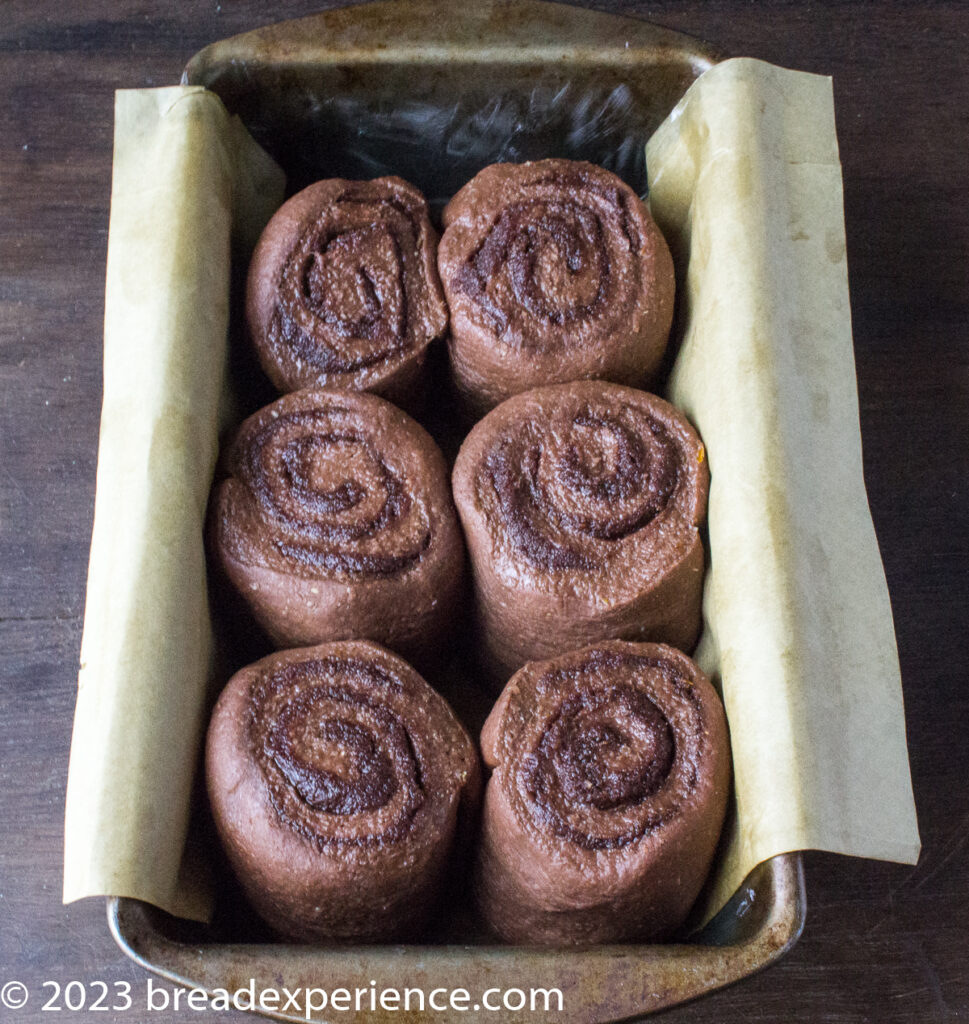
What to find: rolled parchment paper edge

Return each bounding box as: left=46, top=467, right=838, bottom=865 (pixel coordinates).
left=648, top=58, right=921, bottom=924
left=63, top=86, right=284, bottom=922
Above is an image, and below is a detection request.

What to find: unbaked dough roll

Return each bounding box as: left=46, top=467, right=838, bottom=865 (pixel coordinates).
left=211, top=388, right=464, bottom=667
left=247, top=177, right=448, bottom=405
left=438, top=159, right=674, bottom=412
left=476, top=641, right=730, bottom=945
left=207, top=640, right=480, bottom=942
left=452, top=380, right=708, bottom=683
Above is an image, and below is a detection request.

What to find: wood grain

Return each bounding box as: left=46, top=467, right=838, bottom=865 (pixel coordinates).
left=1, top=2, right=967, bottom=1021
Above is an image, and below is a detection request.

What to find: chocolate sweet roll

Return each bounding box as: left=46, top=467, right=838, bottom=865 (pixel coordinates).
left=206, top=640, right=481, bottom=942
left=211, top=388, right=464, bottom=666
left=452, top=380, right=708, bottom=683
left=438, top=159, right=674, bottom=412
left=247, top=177, right=448, bottom=405
left=475, top=641, right=730, bottom=945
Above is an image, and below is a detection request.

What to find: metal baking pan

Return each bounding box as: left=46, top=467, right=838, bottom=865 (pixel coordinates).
left=109, top=854, right=804, bottom=1022
left=109, top=2, right=806, bottom=1020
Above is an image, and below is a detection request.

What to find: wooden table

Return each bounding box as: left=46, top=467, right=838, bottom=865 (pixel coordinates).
left=1, top=2, right=966, bottom=1021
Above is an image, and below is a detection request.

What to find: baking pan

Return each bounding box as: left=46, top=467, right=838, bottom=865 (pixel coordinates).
left=109, top=854, right=804, bottom=1022
left=109, top=2, right=806, bottom=1020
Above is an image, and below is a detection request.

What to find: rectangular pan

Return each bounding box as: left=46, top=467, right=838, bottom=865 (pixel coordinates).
left=110, top=2, right=806, bottom=1020
left=109, top=854, right=803, bottom=1022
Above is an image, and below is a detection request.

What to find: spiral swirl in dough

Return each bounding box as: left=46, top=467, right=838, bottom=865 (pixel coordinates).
left=212, top=389, right=464, bottom=665
left=247, top=177, right=448, bottom=405
left=475, top=641, right=730, bottom=945
left=207, top=641, right=480, bottom=942
left=438, top=159, right=674, bottom=411
left=250, top=656, right=426, bottom=848
left=452, top=381, right=708, bottom=684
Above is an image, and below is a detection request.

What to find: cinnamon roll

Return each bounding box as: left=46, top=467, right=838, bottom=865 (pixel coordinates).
left=206, top=640, right=481, bottom=942
left=452, top=381, right=708, bottom=683
left=438, top=159, right=674, bottom=412
left=247, top=177, right=448, bottom=405
left=476, top=641, right=730, bottom=945
left=211, top=389, right=464, bottom=666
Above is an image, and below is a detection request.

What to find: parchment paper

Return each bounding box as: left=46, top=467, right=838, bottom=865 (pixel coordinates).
left=63, top=87, right=284, bottom=921
left=65, top=59, right=920, bottom=926
left=647, top=58, right=920, bottom=919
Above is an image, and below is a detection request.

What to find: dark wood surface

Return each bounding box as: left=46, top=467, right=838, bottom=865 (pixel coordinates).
left=1, top=2, right=967, bottom=1021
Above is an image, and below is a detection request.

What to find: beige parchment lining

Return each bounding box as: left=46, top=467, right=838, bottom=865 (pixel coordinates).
left=63, top=87, right=284, bottom=921
left=65, top=60, right=920, bottom=928
left=648, top=58, right=920, bottom=920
